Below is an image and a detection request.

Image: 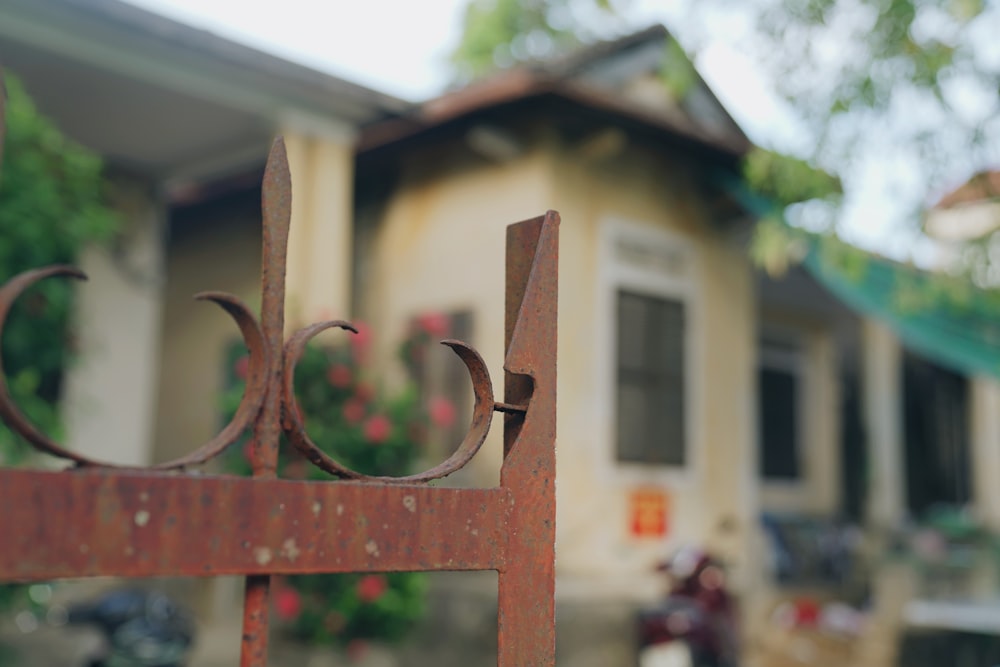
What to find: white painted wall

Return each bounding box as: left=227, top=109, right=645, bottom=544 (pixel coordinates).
left=62, top=177, right=165, bottom=466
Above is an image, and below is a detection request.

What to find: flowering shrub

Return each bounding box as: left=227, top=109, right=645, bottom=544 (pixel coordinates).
left=221, top=315, right=460, bottom=653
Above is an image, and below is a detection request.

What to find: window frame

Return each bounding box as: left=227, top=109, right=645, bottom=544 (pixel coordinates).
left=597, top=218, right=700, bottom=486
left=615, top=289, right=688, bottom=466
left=756, top=316, right=841, bottom=514
left=757, top=332, right=806, bottom=482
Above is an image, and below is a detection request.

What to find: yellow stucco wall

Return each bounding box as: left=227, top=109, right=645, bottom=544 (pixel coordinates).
left=152, top=200, right=262, bottom=464
left=359, top=146, right=556, bottom=485
left=361, top=133, right=760, bottom=599
left=550, top=141, right=758, bottom=595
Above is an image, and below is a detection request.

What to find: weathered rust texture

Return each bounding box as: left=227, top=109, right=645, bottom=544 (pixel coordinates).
left=0, top=75, right=558, bottom=665
left=498, top=213, right=559, bottom=665
left=0, top=469, right=509, bottom=580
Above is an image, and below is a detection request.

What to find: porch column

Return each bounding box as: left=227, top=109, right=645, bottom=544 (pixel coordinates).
left=61, top=175, right=165, bottom=465
left=971, top=376, right=1000, bottom=530
left=862, top=319, right=906, bottom=527
left=280, top=116, right=356, bottom=326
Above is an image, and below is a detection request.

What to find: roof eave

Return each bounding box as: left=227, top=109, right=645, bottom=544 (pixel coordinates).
left=1, top=0, right=410, bottom=125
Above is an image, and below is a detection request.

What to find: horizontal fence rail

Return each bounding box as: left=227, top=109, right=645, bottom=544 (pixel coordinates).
left=0, top=74, right=559, bottom=666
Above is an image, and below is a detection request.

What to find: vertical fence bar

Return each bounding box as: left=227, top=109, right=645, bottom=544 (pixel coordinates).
left=240, top=138, right=292, bottom=666
left=498, top=211, right=559, bottom=665
left=0, top=78, right=561, bottom=662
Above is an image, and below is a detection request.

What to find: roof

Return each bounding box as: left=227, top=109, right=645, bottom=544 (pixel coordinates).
left=0, top=0, right=410, bottom=180
left=3, top=0, right=408, bottom=122
left=729, top=177, right=1000, bottom=379
left=359, top=25, right=751, bottom=159
left=936, top=170, right=1000, bottom=209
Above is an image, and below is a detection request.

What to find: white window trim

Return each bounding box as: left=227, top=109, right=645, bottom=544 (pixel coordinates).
left=758, top=320, right=838, bottom=513
left=595, top=217, right=702, bottom=487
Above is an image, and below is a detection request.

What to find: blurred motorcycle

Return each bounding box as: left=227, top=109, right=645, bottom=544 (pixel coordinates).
left=64, top=588, right=195, bottom=667
left=637, top=547, right=739, bottom=667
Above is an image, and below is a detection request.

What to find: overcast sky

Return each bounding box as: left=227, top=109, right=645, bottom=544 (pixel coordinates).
left=121, top=0, right=939, bottom=255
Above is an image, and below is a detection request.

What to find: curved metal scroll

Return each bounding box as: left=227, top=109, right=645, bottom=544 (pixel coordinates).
left=281, top=321, right=496, bottom=482
left=0, top=266, right=268, bottom=470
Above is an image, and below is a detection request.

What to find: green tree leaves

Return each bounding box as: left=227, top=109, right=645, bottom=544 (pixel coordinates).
left=0, top=74, right=117, bottom=465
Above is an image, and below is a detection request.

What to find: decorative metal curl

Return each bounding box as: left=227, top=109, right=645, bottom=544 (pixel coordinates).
left=281, top=321, right=496, bottom=483
left=0, top=127, right=501, bottom=481
left=0, top=265, right=268, bottom=470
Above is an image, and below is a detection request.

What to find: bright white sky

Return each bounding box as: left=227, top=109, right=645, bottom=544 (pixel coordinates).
left=121, top=0, right=932, bottom=254
left=120, top=0, right=807, bottom=144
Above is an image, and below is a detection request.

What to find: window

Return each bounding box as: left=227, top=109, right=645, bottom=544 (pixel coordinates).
left=407, top=310, right=474, bottom=459
left=903, top=350, right=970, bottom=515
left=758, top=336, right=803, bottom=480
left=615, top=290, right=686, bottom=465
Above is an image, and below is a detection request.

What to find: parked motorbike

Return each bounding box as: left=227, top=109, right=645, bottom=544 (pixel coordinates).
left=64, top=588, right=196, bottom=667
left=637, top=547, right=739, bottom=667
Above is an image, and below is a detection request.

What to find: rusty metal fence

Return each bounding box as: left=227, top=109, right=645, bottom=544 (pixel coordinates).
left=0, top=81, right=559, bottom=665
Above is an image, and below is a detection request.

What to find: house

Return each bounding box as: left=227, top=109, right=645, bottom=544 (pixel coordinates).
left=0, top=0, right=405, bottom=661
left=5, top=2, right=1000, bottom=664
left=0, top=0, right=406, bottom=467
left=353, top=25, right=1000, bottom=666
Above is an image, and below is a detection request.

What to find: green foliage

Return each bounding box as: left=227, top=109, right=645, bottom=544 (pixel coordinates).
left=749, top=214, right=808, bottom=276
left=450, top=0, right=627, bottom=81
left=743, top=0, right=998, bottom=218
left=744, top=148, right=842, bottom=208
left=658, top=38, right=699, bottom=100
left=0, top=74, right=118, bottom=466
left=0, top=74, right=117, bottom=624
left=222, top=319, right=461, bottom=647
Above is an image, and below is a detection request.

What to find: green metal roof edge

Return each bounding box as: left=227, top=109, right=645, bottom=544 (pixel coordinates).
left=719, top=174, right=1000, bottom=379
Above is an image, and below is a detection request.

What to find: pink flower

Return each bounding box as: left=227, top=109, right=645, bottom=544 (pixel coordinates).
left=429, top=397, right=457, bottom=429
left=234, top=355, right=250, bottom=381
left=326, top=363, right=352, bottom=388
left=343, top=398, right=367, bottom=425
left=363, top=414, right=392, bottom=444
left=350, top=321, right=372, bottom=362
left=347, top=639, right=369, bottom=663
left=274, top=586, right=302, bottom=621
left=356, top=574, right=388, bottom=603
left=416, top=312, right=451, bottom=338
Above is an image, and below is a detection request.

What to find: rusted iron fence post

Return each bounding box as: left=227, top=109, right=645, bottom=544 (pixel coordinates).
left=0, top=78, right=559, bottom=665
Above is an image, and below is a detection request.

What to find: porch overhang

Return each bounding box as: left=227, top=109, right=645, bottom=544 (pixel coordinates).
left=0, top=0, right=408, bottom=187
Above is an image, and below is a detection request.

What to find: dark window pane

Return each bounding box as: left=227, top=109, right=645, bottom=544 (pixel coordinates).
left=759, top=367, right=799, bottom=479
left=903, top=351, right=970, bottom=516
left=617, top=292, right=649, bottom=371
left=615, top=290, right=685, bottom=465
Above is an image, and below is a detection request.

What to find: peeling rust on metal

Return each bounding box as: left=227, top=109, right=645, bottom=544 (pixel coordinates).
left=0, top=78, right=559, bottom=666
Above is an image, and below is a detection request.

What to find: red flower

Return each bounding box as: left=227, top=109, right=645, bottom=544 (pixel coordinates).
left=347, top=639, right=369, bottom=663
left=363, top=415, right=392, bottom=444
left=429, top=397, right=457, bottom=428
left=355, top=382, right=375, bottom=403
left=327, top=363, right=352, bottom=388
left=274, top=585, right=301, bottom=621
left=234, top=355, right=250, bottom=381
left=416, top=312, right=450, bottom=338
left=350, top=321, right=372, bottom=362
left=356, top=574, right=387, bottom=603
left=343, top=398, right=367, bottom=425
left=793, top=598, right=821, bottom=627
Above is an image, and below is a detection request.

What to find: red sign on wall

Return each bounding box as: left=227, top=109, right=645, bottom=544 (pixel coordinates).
left=630, top=488, right=669, bottom=538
